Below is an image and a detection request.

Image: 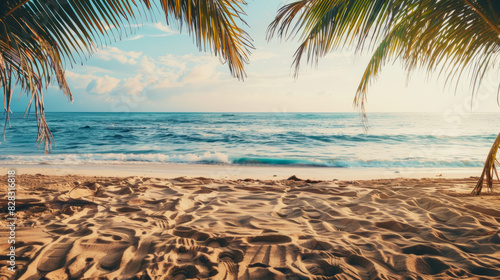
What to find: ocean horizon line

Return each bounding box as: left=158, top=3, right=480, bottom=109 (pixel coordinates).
left=8, top=111, right=500, bottom=114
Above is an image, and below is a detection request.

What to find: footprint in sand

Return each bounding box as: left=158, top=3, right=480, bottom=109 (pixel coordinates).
left=402, top=244, right=441, bottom=256
left=37, top=237, right=75, bottom=274
left=218, top=249, right=244, bottom=263
left=345, top=254, right=377, bottom=278
left=247, top=235, right=291, bottom=244
left=80, top=228, right=135, bottom=274
left=236, top=237, right=301, bottom=279
left=411, top=256, right=451, bottom=275
left=113, top=206, right=142, bottom=213
left=152, top=239, right=219, bottom=279
left=37, top=227, right=137, bottom=279
left=173, top=226, right=210, bottom=242
left=301, top=253, right=344, bottom=277
left=298, top=238, right=333, bottom=251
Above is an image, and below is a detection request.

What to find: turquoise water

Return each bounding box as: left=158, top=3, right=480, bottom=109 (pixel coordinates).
left=0, top=112, right=497, bottom=168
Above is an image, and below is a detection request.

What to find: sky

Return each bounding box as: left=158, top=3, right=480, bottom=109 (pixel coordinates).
left=9, top=1, right=500, bottom=114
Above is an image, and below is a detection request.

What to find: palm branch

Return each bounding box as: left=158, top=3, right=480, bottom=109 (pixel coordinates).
left=268, top=0, right=499, bottom=194
left=1, top=0, right=253, bottom=152
left=472, top=132, right=500, bottom=195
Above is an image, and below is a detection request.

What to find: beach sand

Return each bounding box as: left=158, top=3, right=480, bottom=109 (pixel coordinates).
left=1, top=173, right=500, bottom=279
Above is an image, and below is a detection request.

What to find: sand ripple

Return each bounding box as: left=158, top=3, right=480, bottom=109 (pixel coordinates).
left=1, top=175, right=500, bottom=279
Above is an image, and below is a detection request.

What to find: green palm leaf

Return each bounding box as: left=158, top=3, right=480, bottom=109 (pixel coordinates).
left=268, top=0, right=499, bottom=114
left=1, top=0, right=253, bottom=152
left=268, top=0, right=499, bottom=194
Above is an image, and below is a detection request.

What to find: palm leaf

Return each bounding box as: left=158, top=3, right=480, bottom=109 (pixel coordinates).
left=472, top=132, right=500, bottom=195
left=269, top=0, right=499, bottom=194
left=268, top=0, right=500, bottom=115
left=1, top=0, right=253, bottom=153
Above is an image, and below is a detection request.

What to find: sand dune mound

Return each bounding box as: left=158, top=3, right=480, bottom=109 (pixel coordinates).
left=1, top=175, right=499, bottom=279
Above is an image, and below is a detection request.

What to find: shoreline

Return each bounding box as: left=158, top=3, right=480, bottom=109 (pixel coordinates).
left=0, top=163, right=483, bottom=180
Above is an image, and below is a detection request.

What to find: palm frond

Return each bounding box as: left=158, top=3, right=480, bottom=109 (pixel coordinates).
left=268, top=0, right=500, bottom=114
left=269, top=0, right=500, bottom=194
left=472, top=132, right=500, bottom=195
left=0, top=0, right=253, bottom=153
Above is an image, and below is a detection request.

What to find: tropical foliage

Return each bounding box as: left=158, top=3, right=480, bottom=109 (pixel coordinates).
left=0, top=0, right=253, bottom=152
left=268, top=0, right=499, bottom=194
left=472, top=133, right=500, bottom=194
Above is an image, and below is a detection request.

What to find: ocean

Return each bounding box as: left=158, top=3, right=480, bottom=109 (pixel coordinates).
left=0, top=112, right=497, bottom=169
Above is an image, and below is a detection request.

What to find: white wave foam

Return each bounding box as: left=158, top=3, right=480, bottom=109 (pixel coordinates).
left=1, top=152, right=230, bottom=165
left=0, top=153, right=482, bottom=168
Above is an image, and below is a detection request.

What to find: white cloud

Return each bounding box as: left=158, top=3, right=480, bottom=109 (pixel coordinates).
left=78, top=66, right=114, bottom=74
left=158, top=54, right=186, bottom=71
left=124, top=34, right=144, bottom=41
left=66, top=71, right=120, bottom=94
left=65, top=71, right=93, bottom=89
left=150, top=34, right=174, bottom=38
left=87, top=75, right=121, bottom=94
left=140, top=56, right=159, bottom=74
left=134, top=54, right=220, bottom=89
left=152, top=22, right=176, bottom=34
left=94, top=46, right=142, bottom=64
left=180, top=62, right=220, bottom=84
left=67, top=50, right=226, bottom=103
left=121, top=75, right=147, bottom=96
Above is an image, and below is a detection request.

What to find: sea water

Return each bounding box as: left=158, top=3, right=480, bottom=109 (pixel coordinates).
left=0, top=112, right=498, bottom=169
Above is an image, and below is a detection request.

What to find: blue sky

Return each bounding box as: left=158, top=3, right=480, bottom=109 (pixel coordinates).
left=10, top=1, right=500, bottom=114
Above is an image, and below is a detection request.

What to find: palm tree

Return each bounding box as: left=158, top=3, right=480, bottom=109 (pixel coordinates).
left=1, top=0, right=253, bottom=152
left=267, top=0, right=499, bottom=195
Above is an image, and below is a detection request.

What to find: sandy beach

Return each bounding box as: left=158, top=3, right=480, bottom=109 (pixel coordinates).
left=2, top=0, right=499, bottom=278
left=1, top=170, right=499, bottom=279
left=0, top=164, right=484, bottom=181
